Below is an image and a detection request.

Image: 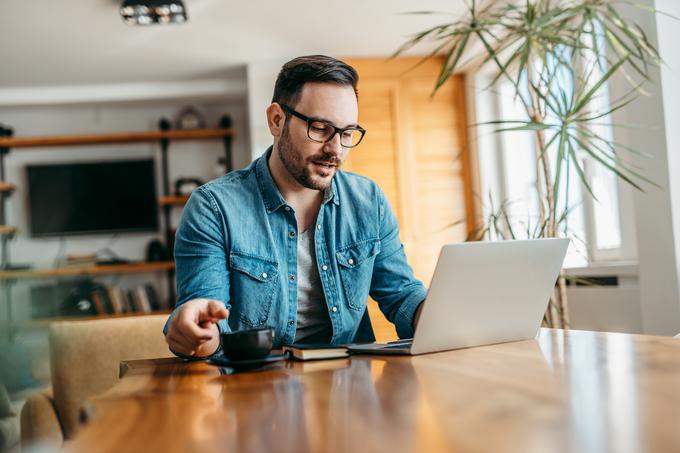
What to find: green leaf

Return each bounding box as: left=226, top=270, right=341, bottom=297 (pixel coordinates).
left=494, top=123, right=553, bottom=133
left=572, top=56, right=628, bottom=115
left=571, top=134, right=649, bottom=191
left=552, top=127, right=568, bottom=218
left=567, top=140, right=597, bottom=200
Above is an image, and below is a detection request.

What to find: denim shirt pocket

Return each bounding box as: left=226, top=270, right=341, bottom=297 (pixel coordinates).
left=229, top=251, right=279, bottom=327
left=336, top=239, right=381, bottom=311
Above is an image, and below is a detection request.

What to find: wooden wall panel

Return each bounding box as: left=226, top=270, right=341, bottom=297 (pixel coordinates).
left=343, top=79, right=400, bottom=219
left=342, top=57, right=473, bottom=341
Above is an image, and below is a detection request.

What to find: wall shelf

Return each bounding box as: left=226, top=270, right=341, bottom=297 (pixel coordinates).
left=0, top=128, right=234, bottom=149
left=0, top=182, right=15, bottom=194
left=159, top=195, right=190, bottom=206
left=0, top=310, right=172, bottom=331
left=0, top=260, right=175, bottom=280
left=0, top=225, right=17, bottom=236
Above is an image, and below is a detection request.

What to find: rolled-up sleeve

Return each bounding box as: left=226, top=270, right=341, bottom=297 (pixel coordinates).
left=369, top=189, right=427, bottom=339
left=163, top=187, right=231, bottom=337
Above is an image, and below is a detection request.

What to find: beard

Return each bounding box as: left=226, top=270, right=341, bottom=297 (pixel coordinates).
left=277, top=124, right=342, bottom=191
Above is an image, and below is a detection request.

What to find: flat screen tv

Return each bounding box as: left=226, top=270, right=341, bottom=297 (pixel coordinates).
left=27, top=159, right=159, bottom=237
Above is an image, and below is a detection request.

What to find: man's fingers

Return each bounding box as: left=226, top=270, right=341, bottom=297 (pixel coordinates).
left=176, top=321, right=210, bottom=346
left=180, top=316, right=216, bottom=342
left=166, top=331, right=196, bottom=356
left=206, top=300, right=229, bottom=320
left=167, top=298, right=225, bottom=358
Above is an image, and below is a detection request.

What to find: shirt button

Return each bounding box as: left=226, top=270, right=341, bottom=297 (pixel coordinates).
left=285, top=206, right=291, bottom=211
left=332, top=306, right=338, bottom=313
left=289, top=320, right=294, bottom=326
left=348, top=258, right=354, bottom=265
left=316, top=224, right=321, bottom=230
left=261, top=272, right=268, bottom=279
left=290, top=274, right=296, bottom=281
left=321, top=265, right=328, bottom=271
left=289, top=231, right=296, bottom=238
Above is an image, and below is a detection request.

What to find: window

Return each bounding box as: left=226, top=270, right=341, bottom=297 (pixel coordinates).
left=471, top=61, right=634, bottom=268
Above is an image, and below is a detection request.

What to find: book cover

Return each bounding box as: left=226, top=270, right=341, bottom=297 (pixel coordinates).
left=90, top=289, right=106, bottom=315
left=125, top=289, right=137, bottom=313
left=107, top=285, right=125, bottom=314
left=144, top=284, right=165, bottom=311
left=98, top=286, right=114, bottom=313
left=134, top=286, right=152, bottom=313
left=282, top=344, right=350, bottom=361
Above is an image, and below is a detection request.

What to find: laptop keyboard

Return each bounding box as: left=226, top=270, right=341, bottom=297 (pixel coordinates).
left=382, top=341, right=413, bottom=350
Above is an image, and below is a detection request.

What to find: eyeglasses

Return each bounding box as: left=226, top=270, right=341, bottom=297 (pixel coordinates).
left=280, top=104, right=366, bottom=148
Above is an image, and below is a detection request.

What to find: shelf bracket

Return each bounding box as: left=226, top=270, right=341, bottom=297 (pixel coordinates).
left=157, top=117, right=176, bottom=308
left=219, top=115, right=233, bottom=172
left=0, top=124, right=14, bottom=271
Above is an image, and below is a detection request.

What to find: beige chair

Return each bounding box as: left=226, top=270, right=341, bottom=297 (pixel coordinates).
left=20, top=315, right=173, bottom=449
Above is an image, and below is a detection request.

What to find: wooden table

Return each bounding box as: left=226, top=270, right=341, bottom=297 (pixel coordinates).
left=66, top=329, right=680, bottom=453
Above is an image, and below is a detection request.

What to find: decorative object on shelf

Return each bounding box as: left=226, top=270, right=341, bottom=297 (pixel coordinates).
left=146, top=239, right=170, bottom=262
left=62, top=253, right=97, bottom=269
left=174, top=177, right=203, bottom=196
left=120, top=0, right=187, bottom=25
left=174, top=105, right=206, bottom=130
left=58, top=279, right=99, bottom=317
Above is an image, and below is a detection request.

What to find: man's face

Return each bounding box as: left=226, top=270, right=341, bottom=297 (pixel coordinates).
left=277, top=83, right=359, bottom=191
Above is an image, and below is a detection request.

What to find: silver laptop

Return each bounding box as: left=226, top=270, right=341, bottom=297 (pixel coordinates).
left=348, top=238, right=570, bottom=355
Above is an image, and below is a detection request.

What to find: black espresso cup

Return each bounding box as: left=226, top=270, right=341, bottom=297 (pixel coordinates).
left=220, top=328, right=274, bottom=361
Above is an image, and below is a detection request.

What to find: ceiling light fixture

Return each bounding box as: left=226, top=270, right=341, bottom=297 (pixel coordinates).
left=120, top=0, right=188, bottom=25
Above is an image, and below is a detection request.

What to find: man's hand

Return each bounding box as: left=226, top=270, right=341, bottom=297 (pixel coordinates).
left=413, top=300, right=425, bottom=330
left=165, top=298, right=229, bottom=357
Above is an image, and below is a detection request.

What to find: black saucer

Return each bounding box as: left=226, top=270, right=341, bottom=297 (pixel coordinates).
left=209, top=354, right=286, bottom=368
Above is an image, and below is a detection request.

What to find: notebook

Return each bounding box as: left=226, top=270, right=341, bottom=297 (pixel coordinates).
left=282, top=344, right=350, bottom=361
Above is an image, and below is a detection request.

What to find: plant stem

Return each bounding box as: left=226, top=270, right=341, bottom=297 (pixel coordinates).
left=557, top=274, right=570, bottom=328
left=526, top=54, right=564, bottom=327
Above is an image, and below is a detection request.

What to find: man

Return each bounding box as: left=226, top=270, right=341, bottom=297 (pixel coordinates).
left=164, top=55, right=426, bottom=358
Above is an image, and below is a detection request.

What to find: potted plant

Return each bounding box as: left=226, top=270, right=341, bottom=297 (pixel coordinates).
left=394, top=0, right=663, bottom=327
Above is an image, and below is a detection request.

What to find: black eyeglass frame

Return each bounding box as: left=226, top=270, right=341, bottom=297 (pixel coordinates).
left=280, top=104, right=366, bottom=148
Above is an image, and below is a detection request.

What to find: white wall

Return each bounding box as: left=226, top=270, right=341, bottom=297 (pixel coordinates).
left=656, top=0, right=680, bottom=334
left=246, top=59, right=289, bottom=160
left=605, top=0, right=680, bottom=335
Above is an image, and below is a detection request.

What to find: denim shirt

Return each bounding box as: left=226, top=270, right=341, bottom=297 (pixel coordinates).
left=164, top=147, right=427, bottom=351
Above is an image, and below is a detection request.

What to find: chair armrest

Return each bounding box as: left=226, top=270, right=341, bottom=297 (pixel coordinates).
left=20, top=387, right=64, bottom=450
left=0, top=416, right=20, bottom=452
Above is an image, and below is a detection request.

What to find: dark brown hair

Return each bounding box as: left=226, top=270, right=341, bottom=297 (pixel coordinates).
left=272, top=55, right=359, bottom=107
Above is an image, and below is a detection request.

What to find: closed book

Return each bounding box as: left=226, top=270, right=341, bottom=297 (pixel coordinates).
left=134, top=286, right=152, bottom=313
left=144, top=284, right=165, bottom=310
left=125, top=289, right=137, bottom=313
left=282, top=344, right=350, bottom=361
left=107, top=285, right=125, bottom=314
left=99, top=286, right=114, bottom=313
left=91, top=290, right=106, bottom=315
